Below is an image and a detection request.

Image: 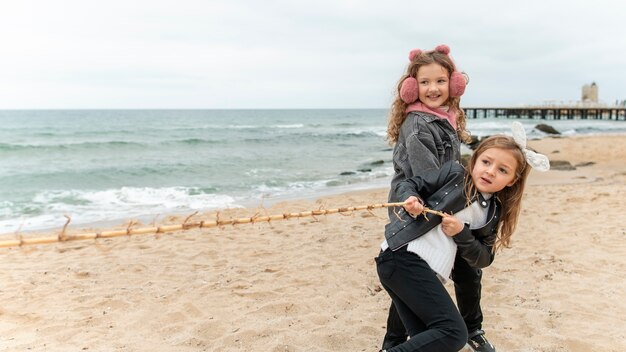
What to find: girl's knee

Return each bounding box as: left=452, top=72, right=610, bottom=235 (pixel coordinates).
left=448, top=323, right=469, bottom=351
left=436, top=318, right=468, bottom=350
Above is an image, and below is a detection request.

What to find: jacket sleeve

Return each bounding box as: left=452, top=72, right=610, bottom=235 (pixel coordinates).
left=453, top=226, right=496, bottom=268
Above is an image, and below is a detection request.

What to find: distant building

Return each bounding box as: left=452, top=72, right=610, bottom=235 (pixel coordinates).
left=582, top=82, right=598, bottom=103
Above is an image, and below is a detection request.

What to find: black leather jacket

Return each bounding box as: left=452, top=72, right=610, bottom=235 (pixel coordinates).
left=385, top=161, right=500, bottom=268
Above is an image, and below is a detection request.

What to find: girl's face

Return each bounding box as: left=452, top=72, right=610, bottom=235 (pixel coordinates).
left=417, top=63, right=450, bottom=109
left=471, top=147, right=519, bottom=194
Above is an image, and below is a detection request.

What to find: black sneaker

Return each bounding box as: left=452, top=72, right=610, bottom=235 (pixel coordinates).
left=467, top=329, right=496, bottom=352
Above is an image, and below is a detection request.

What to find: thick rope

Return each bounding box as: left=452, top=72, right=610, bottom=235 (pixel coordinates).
left=0, top=201, right=445, bottom=249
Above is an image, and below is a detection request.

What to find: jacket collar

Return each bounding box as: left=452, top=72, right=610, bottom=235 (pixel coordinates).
left=477, top=192, right=491, bottom=208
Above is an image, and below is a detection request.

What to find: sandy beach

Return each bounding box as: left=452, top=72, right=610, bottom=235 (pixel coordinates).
left=1, top=134, right=625, bottom=352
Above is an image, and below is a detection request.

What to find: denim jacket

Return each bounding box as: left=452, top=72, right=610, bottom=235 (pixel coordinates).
left=389, top=111, right=461, bottom=194
left=384, top=161, right=500, bottom=268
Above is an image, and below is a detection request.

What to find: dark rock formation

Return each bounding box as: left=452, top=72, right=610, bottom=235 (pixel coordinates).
left=535, top=124, right=560, bottom=135
left=575, top=161, right=596, bottom=167
left=549, top=160, right=576, bottom=170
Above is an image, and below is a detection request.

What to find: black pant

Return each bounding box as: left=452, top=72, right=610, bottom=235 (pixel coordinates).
left=376, top=246, right=468, bottom=352
left=382, top=251, right=484, bottom=349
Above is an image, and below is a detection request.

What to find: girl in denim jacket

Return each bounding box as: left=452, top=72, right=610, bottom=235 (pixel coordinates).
left=386, top=44, right=470, bottom=193
left=383, top=45, right=496, bottom=351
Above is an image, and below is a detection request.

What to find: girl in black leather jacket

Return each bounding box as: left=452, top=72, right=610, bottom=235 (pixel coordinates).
left=376, top=133, right=548, bottom=352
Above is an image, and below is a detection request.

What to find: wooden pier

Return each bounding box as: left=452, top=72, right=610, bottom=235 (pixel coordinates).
left=464, top=106, right=626, bottom=121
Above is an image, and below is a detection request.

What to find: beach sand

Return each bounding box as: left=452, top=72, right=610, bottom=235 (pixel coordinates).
left=1, top=135, right=625, bottom=351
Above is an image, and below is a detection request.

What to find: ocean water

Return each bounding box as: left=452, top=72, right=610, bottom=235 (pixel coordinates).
left=1, top=109, right=625, bottom=234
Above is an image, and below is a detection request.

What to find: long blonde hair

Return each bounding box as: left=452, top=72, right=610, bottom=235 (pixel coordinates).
left=463, top=135, right=531, bottom=251
left=387, top=50, right=470, bottom=144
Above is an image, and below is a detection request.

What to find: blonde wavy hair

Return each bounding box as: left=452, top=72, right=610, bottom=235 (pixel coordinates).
left=463, top=135, right=531, bottom=251
left=387, top=50, right=470, bottom=144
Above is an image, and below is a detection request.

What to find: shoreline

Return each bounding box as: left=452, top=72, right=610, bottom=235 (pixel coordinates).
left=2, top=133, right=624, bottom=239
left=0, top=177, right=393, bottom=238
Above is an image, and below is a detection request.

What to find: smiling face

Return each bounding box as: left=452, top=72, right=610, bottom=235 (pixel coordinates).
left=471, top=147, right=519, bottom=194
left=416, top=63, right=450, bottom=109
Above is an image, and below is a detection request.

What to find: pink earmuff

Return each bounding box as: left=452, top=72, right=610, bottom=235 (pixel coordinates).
left=399, top=44, right=467, bottom=103
left=408, top=49, right=423, bottom=61
left=449, top=71, right=466, bottom=97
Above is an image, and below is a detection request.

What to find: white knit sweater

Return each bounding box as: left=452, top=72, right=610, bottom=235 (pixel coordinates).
left=381, top=193, right=492, bottom=283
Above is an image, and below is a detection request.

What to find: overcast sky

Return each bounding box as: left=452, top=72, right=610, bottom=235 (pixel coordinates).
left=1, top=0, right=625, bottom=109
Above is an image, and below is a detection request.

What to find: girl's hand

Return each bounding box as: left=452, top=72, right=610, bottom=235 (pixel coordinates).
left=441, top=214, right=464, bottom=236
left=403, top=196, right=424, bottom=218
